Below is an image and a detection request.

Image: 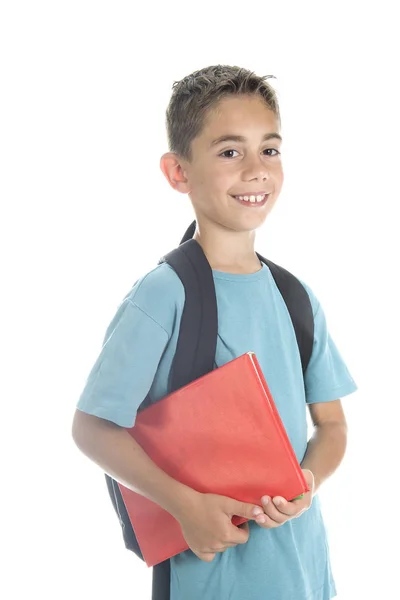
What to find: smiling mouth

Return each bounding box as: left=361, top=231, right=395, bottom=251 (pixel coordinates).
left=232, top=193, right=270, bottom=206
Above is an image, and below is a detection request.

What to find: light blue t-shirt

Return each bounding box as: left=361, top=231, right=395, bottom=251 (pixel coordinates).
left=77, top=262, right=357, bottom=600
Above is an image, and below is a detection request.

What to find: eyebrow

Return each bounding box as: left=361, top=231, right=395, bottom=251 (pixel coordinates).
left=210, top=133, right=283, bottom=147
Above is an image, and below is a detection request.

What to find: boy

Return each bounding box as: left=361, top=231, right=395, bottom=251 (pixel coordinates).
left=72, top=65, right=357, bottom=600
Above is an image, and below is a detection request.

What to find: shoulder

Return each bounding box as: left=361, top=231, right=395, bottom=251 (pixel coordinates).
left=265, top=258, right=321, bottom=319
left=296, top=279, right=321, bottom=319
left=123, top=262, right=185, bottom=332
left=128, top=262, right=185, bottom=305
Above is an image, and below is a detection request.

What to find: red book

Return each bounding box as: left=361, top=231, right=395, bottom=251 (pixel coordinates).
left=119, top=352, right=309, bottom=567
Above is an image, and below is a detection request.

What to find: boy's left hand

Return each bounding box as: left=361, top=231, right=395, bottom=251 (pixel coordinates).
left=255, top=469, right=315, bottom=529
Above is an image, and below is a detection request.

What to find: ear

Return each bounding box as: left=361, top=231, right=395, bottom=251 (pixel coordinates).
left=160, top=152, right=191, bottom=194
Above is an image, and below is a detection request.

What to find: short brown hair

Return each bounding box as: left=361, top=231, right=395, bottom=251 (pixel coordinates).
left=166, top=65, right=280, bottom=160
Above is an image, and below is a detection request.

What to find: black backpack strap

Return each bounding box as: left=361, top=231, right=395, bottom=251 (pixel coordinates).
left=150, top=237, right=218, bottom=600
left=105, top=474, right=144, bottom=558
left=181, top=221, right=314, bottom=374
left=159, top=239, right=218, bottom=392
left=257, top=254, right=314, bottom=375
left=180, top=222, right=314, bottom=374
left=105, top=233, right=217, bottom=600
left=152, top=559, right=171, bottom=600
left=180, top=220, right=196, bottom=244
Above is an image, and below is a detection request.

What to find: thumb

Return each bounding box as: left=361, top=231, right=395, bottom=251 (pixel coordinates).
left=227, top=499, right=264, bottom=520
left=301, top=469, right=315, bottom=490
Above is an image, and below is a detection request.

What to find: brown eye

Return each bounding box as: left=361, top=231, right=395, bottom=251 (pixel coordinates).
left=220, top=149, right=239, bottom=158
left=263, top=148, right=280, bottom=156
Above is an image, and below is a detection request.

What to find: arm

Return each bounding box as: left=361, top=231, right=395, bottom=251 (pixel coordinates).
left=72, top=409, right=264, bottom=561
left=301, top=399, right=348, bottom=494
left=254, top=286, right=357, bottom=528
left=255, top=399, right=348, bottom=528
left=72, top=409, right=196, bottom=520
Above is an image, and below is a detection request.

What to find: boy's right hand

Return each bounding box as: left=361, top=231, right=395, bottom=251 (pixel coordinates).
left=176, top=492, right=264, bottom=562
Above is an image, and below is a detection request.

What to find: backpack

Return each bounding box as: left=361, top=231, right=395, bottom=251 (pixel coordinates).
left=105, top=221, right=314, bottom=600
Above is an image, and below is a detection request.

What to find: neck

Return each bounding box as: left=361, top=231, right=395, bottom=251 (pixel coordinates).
left=192, top=219, right=261, bottom=274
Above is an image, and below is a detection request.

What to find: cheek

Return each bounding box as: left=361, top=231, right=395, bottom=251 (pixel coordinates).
left=196, top=168, right=229, bottom=194
left=211, top=168, right=234, bottom=192
left=272, top=165, right=284, bottom=192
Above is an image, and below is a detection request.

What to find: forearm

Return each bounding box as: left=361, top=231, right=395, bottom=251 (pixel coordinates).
left=301, top=421, right=348, bottom=494
left=72, top=410, right=197, bottom=520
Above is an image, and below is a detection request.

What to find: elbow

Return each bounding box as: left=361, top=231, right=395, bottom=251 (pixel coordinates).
left=72, top=409, right=121, bottom=454
left=71, top=409, right=86, bottom=450
left=71, top=409, right=98, bottom=453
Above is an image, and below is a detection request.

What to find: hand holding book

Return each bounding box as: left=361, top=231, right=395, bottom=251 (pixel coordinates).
left=255, top=469, right=315, bottom=528
left=174, top=491, right=265, bottom=562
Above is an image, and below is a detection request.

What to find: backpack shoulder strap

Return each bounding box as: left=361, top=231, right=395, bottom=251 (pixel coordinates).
left=159, top=238, right=218, bottom=393
left=257, top=253, right=314, bottom=374
left=179, top=221, right=314, bottom=375
left=106, top=236, right=218, bottom=600
left=151, top=236, right=218, bottom=600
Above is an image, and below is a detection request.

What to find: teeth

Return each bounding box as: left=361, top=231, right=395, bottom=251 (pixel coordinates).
left=236, top=194, right=267, bottom=203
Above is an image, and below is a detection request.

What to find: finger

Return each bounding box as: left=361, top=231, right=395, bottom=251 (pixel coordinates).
left=255, top=513, right=281, bottom=529
left=228, top=499, right=264, bottom=521
left=270, top=496, right=300, bottom=518
left=261, top=496, right=289, bottom=524
left=228, top=522, right=250, bottom=545
left=195, top=551, right=216, bottom=562
left=290, top=495, right=311, bottom=517
left=238, top=522, right=250, bottom=533
left=214, top=543, right=237, bottom=552
left=302, top=469, right=315, bottom=487
left=301, top=469, right=315, bottom=495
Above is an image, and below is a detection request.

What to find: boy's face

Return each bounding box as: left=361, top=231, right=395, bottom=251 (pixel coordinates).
left=167, top=95, right=284, bottom=234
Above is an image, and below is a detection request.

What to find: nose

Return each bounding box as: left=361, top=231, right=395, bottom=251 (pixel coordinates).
left=242, top=154, right=270, bottom=182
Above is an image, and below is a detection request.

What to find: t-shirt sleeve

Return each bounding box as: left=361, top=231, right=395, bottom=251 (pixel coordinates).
left=76, top=298, right=169, bottom=427
left=303, top=288, right=358, bottom=404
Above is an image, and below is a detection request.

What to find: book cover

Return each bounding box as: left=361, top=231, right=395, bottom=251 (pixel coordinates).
left=118, top=352, right=309, bottom=567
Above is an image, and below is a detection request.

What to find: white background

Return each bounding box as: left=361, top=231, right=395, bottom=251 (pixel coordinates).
left=1, top=1, right=399, bottom=598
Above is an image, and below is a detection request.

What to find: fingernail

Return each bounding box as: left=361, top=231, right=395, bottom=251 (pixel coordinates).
left=274, top=498, right=282, bottom=506
left=257, top=515, right=266, bottom=524
left=261, top=496, right=269, bottom=504
left=253, top=507, right=263, bottom=516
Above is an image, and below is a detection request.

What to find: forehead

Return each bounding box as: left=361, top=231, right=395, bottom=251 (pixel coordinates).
left=200, top=95, right=280, bottom=142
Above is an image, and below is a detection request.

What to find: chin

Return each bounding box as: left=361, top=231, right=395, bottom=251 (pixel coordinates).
left=226, top=217, right=268, bottom=234
left=237, top=211, right=271, bottom=232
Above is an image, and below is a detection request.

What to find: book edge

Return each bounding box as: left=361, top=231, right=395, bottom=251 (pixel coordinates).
left=247, top=353, right=309, bottom=496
